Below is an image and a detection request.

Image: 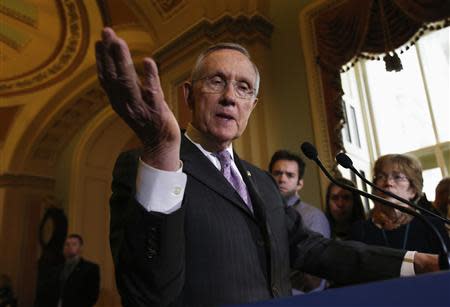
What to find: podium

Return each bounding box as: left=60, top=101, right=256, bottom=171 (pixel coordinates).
left=230, top=271, right=450, bottom=306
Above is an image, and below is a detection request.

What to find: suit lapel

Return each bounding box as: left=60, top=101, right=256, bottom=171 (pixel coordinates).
left=234, top=155, right=269, bottom=224
left=64, top=258, right=82, bottom=286
left=181, top=136, right=253, bottom=216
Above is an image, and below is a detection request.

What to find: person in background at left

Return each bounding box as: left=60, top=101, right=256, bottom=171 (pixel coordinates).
left=34, top=234, right=100, bottom=307
left=269, top=150, right=330, bottom=294
left=350, top=154, right=450, bottom=254
left=433, top=177, right=450, bottom=236
left=0, top=274, right=17, bottom=307
left=58, top=234, right=100, bottom=307
left=325, top=178, right=366, bottom=240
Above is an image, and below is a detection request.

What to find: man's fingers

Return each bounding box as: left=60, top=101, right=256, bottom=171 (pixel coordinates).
left=95, top=41, right=114, bottom=86
left=112, top=39, right=135, bottom=75
left=142, top=58, right=160, bottom=87
left=95, top=28, right=119, bottom=86
left=142, top=58, right=164, bottom=101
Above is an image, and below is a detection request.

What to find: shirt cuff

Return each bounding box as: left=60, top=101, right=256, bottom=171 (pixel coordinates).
left=400, top=250, right=416, bottom=276
left=136, top=158, right=187, bottom=214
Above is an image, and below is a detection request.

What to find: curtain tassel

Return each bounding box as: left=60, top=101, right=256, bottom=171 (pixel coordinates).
left=383, top=50, right=403, bottom=72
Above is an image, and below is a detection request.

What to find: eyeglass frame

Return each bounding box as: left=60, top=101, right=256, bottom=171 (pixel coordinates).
left=192, top=75, right=257, bottom=100
left=373, top=172, right=409, bottom=184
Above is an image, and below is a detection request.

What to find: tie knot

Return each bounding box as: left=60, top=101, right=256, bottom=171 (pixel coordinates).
left=215, top=150, right=232, bottom=168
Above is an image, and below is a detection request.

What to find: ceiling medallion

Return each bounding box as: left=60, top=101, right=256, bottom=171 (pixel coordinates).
left=0, top=0, right=89, bottom=97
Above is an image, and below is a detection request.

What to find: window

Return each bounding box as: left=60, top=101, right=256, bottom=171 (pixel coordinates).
left=339, top=27, right=449, bottom=203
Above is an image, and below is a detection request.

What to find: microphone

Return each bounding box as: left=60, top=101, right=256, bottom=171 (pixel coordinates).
left=301, top=142, right=450, bottom=270
left=336, top=152, right=450, bottom=225
left=301, top=142, right=318, bottom=161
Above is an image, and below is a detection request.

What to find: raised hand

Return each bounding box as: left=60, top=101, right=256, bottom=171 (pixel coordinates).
left=95, top=28, right=181, bottom=170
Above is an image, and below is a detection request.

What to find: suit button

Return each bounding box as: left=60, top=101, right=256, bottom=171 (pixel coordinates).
left=256, top=239, right=265, bottom=247
left=146, top=247, right=157, bottom=260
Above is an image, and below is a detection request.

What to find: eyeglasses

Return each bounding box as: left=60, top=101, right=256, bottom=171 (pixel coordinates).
left=374, top=172, right=409, bottom=183
left=194, top=75, right=256, bottom=100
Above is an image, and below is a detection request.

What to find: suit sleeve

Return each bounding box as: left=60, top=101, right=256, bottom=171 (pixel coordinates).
left=286, top=206, right=406, bottom=286
left=110, top=151, right=186, bottom=307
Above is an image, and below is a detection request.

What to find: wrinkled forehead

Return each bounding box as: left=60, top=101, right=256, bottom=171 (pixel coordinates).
left=199, top=49, right=257, bottom=80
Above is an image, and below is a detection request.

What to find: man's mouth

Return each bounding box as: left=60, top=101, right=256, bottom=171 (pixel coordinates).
left=216, top=112, right=235, bottom=121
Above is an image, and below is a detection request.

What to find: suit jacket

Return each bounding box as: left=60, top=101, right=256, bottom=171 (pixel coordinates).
left=60, top=258, right=100, bottom=307
left=109, top=135, right=406, bottom=307
left=34, top=258, right=100, bottom=307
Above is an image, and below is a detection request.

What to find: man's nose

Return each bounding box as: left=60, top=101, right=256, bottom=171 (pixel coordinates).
left=220, top=83, right=238, bottom=104
left=275, top=174, right=286, bottom=182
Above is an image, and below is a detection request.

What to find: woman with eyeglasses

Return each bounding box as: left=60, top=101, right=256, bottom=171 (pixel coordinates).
left=325, top=178, right=366, bottom=240
left=350, top=154, right=450, bottom=254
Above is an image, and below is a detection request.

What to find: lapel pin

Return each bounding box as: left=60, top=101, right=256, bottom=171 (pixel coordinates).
left=247, top=171, right=251, bottom=177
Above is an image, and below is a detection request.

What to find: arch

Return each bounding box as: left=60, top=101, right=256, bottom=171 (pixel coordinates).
left=65, top=107, right=136, bottom=306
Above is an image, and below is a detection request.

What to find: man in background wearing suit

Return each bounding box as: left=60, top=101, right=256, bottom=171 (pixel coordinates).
left=34, top=234, right=100, bottom=307
left=96, top=27, right=440, bottom=307
left=58, top=234, right=100, bottom=307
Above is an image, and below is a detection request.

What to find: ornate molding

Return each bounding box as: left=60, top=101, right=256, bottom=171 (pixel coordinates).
left=153, top=14, right=274, bottom=69
left=0, top=0, right=90, bottom=96
left=32, top=87, right=108, bottom=162
left=0, top=0, right=37, bottom=27
left=0, top=173, right=55, bottom=189
left=151, top=0, right=185, bottom=19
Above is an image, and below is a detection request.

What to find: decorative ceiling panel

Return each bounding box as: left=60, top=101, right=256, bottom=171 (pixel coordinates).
left=31, top=87, right=108, bottom=162
left=0, top=0, right=89, bottom=97
left=151, top=0, right=186, bottom=19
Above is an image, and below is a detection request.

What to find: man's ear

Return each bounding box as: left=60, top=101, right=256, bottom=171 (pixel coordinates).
left=250, top=97, right=259, bottom=111
left=183, top=82, right=194, bottom=110
left=297, top=178, right=304, bottom=191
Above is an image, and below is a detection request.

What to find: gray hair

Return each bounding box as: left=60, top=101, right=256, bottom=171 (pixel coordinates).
left=190, top=42, right=260, bottom=97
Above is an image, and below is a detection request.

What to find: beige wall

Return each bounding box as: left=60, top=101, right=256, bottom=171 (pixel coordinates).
left=265, top=0, right=322, bottom=206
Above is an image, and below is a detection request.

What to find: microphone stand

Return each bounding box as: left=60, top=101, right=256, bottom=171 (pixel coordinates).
left=300, top=142, right=450, bottom=270
left=336, top=152, right=450, bottom=225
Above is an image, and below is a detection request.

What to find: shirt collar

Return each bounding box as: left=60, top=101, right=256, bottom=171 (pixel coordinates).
left=185, top=123, right=234, bottom=160
left=285, top=194, right=301, bottom=207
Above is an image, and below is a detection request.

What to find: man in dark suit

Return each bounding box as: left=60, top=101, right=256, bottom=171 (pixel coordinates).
left=96, top=27, right=440, bottom=306
left=34, top=234, right=100, bottom=307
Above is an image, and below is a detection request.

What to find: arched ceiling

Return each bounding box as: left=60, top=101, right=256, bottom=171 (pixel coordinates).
left=0, top=0, right=271, bottom=174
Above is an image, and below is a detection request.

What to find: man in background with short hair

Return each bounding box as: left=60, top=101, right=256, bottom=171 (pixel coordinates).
left=58, top=234, right=100, bottom=307
left=34, top=234, right=100, bottom=307
left=269, top=150, right=330, bottom=293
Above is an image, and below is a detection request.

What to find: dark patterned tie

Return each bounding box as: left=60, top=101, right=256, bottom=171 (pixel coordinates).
left=215, top=150, right=253, bottom=212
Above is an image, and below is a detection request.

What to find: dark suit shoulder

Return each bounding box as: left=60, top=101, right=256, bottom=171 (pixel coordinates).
left=240, top=160, right=277, bottom=184
left=79, top=258, right=99, bottom=269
